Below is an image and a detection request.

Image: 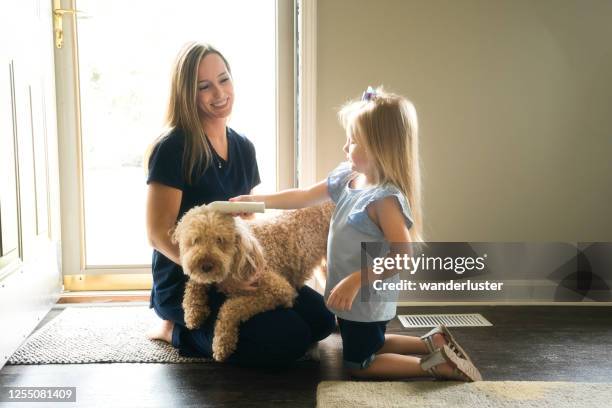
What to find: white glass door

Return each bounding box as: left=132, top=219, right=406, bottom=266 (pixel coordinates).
left=71, top=0, right=280, bottom=268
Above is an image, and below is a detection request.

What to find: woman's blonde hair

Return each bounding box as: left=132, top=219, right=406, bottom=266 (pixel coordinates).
left=338, top=86, right=424, bottom=242
left=144, top=42, right=232, bottom=185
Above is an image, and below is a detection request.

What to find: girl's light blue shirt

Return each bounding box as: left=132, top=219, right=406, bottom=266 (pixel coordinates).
left=325, top=162, right=414, bottom=322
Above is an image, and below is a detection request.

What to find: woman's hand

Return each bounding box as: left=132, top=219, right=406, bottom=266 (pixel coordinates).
left=218, top=270, right=261, bottom=293
left=232, top=273, right=260, bottom=291
left=326, top=271, right=362, bottom=311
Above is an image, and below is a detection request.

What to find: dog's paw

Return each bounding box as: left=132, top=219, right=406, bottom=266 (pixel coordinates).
left=184, top=311, right=202, bottom=330
left=212, top=339, right=234, bottom=362
left=184, top=317, right=199, bottom=330
left=183, top=306, right=210, bottom=330
left=212, top=348, right=230, bottom=362
left=212, top=328, right=239, bottom=362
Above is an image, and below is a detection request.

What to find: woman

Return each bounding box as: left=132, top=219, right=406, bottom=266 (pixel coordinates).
left=144, top=42, right=335, bottom=365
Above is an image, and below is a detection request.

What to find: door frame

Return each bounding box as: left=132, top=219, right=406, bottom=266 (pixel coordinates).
left=55, top=0, right=297, bottom=290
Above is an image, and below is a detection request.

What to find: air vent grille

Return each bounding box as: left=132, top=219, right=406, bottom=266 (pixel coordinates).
left=397, top=313, right=492, bottom=328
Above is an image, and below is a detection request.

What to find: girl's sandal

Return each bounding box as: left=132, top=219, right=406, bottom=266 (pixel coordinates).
left=420, top=344, right=482, bottom=382
left=420, top=324, right=473, bottom=363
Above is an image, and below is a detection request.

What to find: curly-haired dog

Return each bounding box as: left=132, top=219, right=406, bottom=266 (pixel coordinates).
left=172, top=202, right=334, bottom=361
left=249, top=202, right=334, bottom=288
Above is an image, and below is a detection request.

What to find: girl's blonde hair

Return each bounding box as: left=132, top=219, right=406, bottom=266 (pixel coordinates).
left=144, top=42, right=232, bottom=185
left=338, top=86, right=424, bottom=242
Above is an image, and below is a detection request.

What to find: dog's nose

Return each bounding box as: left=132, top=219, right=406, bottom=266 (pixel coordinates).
left=201, top=262, right=214, bottom=272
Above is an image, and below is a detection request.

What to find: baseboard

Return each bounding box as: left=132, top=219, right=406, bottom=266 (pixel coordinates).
left=58, top=290, right=150, bottom=305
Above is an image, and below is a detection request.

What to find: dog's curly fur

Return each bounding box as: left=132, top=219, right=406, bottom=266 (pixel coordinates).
left=172, top=202, right=334, bottom=361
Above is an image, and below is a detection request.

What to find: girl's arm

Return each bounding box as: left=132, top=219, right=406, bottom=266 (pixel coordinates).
left=146, top=182, right=182, bottom=265
left=327, top=196, right=412, bottom=311
left=375, top=196, right=413, bottom=242
left=361, top=196, right=414, bottom=284
left=231, top=179, right=331, bottom=209
left=367, top=196, right=414, bottom=281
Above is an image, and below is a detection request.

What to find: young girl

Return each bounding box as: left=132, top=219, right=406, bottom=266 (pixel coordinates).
left=232, top=87, right=481, bottom=381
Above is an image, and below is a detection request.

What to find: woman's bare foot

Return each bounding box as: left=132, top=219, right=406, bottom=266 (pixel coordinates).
left=146, top=318, right=174, bottom=344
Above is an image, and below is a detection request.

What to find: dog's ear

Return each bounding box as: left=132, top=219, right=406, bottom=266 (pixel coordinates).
left=233, top=222, right=266, bottom=280
left=171, top=205, right=204, bottom=245
left=246, top=237, right=266, bottom=275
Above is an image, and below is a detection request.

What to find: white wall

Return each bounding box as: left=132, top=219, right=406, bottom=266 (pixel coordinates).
left=316, top=0, right=612, bottom=241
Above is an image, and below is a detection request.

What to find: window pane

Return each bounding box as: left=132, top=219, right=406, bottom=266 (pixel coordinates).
left=76, top=0, right=276, bottom=266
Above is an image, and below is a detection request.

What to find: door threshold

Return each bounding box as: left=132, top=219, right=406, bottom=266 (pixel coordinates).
left=59, top=290, right=150, bottom=304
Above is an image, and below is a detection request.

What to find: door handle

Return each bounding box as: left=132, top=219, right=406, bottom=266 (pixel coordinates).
left=53, top=0, right=84, bottom=49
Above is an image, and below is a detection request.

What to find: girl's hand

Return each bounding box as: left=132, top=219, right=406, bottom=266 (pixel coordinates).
left=229, top=195, right=256, bottom=203
left=326, top=271, right=362, bottom=311
left=228, top=196, right=258, bottom=218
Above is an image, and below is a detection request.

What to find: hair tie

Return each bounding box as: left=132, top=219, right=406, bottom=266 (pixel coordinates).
left=361, top=86, right=377, bottom=101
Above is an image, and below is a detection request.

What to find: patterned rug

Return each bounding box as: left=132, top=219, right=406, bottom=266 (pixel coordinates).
left=317, top=381, right=612, bottom=408
left=7, top=306, right=211, bottom=364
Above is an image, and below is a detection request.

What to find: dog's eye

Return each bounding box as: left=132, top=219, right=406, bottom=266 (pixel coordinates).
left=191, top=237, right=200, bottom=245
left=217, top=237, right=225, bottom=245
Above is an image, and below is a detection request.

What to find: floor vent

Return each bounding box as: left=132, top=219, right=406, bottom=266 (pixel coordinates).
left=397, top=313, right=492, bottom=328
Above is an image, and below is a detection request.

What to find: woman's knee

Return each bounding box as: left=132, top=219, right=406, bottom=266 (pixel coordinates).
left=231, top=309, right=312, bottom=366
left=293, top=286, right=336, bottom=341
left=315, top=308, right=336, bottom=341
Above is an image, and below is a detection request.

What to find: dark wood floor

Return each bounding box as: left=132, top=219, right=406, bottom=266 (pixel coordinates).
left=1, top=306, right=611, bottom=407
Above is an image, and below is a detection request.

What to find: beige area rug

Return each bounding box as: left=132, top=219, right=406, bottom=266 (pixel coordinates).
left=7, top=307, right=211, bottom=364
left=317, top=381, right=612, bottom=408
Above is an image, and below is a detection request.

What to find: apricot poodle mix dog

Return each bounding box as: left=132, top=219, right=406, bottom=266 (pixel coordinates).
left=172, top=202, right=334, bottom=361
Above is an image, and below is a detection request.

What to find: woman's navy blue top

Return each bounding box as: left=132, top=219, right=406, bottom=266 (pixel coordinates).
left=146, top=127, right=260, bottom=319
